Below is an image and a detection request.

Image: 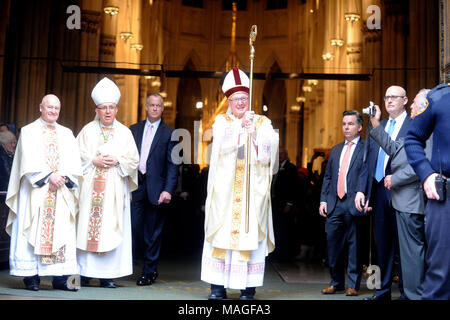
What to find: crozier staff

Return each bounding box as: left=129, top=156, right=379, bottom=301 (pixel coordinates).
left=200, top=67, right=279, bottom=300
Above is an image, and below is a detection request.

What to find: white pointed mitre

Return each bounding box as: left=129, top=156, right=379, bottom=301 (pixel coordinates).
left=221, top=67, right=249, bottom=98
left=91, top=77, right=121, bottom=106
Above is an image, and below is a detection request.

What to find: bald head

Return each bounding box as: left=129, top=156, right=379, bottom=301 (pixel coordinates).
left=41, top=94, right=61, bottom=106
left=386, top=86, right=406, bottom=97
left=384, top=85, right=408, bottom=119
left=40, top=94, right=61, bottom=123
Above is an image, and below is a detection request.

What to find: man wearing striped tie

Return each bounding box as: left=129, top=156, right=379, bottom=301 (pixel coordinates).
left=319, top=110, right=366, bottom=297
left=355, top=85, right=412, bottom=300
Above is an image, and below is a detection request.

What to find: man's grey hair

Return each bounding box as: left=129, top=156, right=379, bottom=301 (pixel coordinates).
left=0, top=130, right=16, bottom=146
left=416, top=89, right=431, bottom=109
left=343, top=110, right=363, bottom=126
left=147, top=93, right=164, bottom=104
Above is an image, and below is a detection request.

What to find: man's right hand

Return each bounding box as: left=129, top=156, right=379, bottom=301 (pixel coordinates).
left=423, top=173, right=442, bottom=200
left=49, top=173, right=65, bottom=192
left=369, top=104, right=382, bottom=128
left=319, top=203, right=327, bottom=217
left=355, top=192, right=366, bottom=212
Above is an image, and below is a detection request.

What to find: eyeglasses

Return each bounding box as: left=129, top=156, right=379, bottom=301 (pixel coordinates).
left=97, top=106, right=117, bottom=112
left=228, top=97, right=249, bottom=103
left=147, top=103, right=163, bottom=108
left=383, top=95, right=405, bottom=101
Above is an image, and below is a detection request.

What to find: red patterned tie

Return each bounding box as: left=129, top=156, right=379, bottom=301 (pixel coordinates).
left=337, top=141, right=354, bottom=199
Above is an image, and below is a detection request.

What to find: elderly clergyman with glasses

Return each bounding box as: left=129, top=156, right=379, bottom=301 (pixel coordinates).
left=76, top=77, right=139, bottom=289
left=200, top=68, right=279, bottom=300
left=355, top=85, right=412, bottom=301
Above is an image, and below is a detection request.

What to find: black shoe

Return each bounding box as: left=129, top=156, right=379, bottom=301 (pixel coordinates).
left=136, top=271, right=159, bottom=286
left=99, top=279, right=116, bottom=288
left=52, top=276, right=78, bottom=292
left=208, top=284, right=227, bottom=300
left=239, top=287, right=256, bottom=300
left=363, top=292, right=391, bottom=301
left=23, top=275, right=40, bottom=291
left=80, top=276, right=91, bottom=286
left=396, top=293, right=409, bottom=300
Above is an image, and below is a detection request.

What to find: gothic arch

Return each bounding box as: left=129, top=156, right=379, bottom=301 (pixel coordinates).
left=175, top=57, right=202, bottom=164
left=262, top=60, right=287, bottom=147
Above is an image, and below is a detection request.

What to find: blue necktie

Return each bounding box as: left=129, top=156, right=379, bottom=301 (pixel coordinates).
left=375, top=119, right=396, bottom=182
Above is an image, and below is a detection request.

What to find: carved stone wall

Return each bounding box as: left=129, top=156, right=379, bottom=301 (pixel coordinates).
left=0, top=0, right=442, bottom=166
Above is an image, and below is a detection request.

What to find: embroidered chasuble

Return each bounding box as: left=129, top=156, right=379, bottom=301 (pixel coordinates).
left=201, top=113, right=279, bottom=289
left=76, top=120, right=139, bottom=253
left=39, top=125, right=65, bottom=264
left=204, top=113, right=279, bottom=259
left=5, top=118, right=82, bottom=275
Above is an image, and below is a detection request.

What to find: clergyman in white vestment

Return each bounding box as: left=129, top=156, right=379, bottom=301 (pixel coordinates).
left=6, top=94, right=82, bottom=291
left=200, top=68, right=279, bottom=300
left=76, top=77, right=139, bottom=288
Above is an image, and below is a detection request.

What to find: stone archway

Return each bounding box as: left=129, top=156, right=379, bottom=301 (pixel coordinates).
left=263, top=61, right=287, bottom=146
left=175, top=58, right=202, bottom=164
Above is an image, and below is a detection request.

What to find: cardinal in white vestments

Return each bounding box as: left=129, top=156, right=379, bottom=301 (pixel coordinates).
left=5, top=94, right=82, bottom=291
left=200, top=68, right=279, bottom=300
left=76, top=77, right=139, bottom=288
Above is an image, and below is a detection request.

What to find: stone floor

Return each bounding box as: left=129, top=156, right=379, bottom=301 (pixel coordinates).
left=0, top=252, right=400, bottom=301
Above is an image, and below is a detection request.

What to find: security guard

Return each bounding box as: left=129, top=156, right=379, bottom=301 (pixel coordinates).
left=404, top=83, right=450, bottom=300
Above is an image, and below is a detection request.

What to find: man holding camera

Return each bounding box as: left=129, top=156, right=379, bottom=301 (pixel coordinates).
left=404, top=83, right=450, bottom=300
left=368, top=89, right=431, bottom=300
left=355, top=85, right=411, bottom=300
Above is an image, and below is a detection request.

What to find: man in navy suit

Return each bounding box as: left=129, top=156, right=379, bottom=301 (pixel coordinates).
left=129, top=93, right=178, bottom=286
left=319, top=110, right=366, bottom=296
left=355, top=85, right=411, bottom=300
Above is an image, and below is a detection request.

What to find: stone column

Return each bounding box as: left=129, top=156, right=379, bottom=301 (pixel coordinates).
left=74, top=0, right=102, bottom=133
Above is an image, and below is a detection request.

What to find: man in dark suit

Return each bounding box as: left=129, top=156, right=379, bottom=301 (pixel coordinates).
left=270, top=147, right=299, bottom=262
left=319, top=110, right=366, bottom=297
left=369, top=89, right=431, bottom=300
left=355, top=85, right=411, bottom=300
left=129, top=93, right=178, bottom=286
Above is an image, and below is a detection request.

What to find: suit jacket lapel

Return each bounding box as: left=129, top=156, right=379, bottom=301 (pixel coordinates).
left=334, top=142, right=344, bottom=177
left=136, top=121, right=145, bottom=153
left=148, top=121, right=164, bottom=157
left=348, top=140, right=363, bottom=171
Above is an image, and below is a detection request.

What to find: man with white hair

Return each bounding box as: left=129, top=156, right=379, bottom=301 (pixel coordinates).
left=5, top=94, right=82, bottom=291
left=76, top=77, right=139, bottom=288
left=200, top=67, right=279, bottom=300
left=0, top=129, right=17, bottom=192
left=368, top=89, right=431, bottom=300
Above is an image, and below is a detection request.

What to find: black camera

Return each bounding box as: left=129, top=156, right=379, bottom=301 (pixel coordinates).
left=435, top=175, right=446, bottom=202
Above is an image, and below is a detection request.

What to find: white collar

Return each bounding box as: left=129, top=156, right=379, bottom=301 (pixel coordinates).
left=99, top=119, right=116, bottom=128
left=39, top=117, right=56, bottom=126
left=389, top=110, right=407, bottom=123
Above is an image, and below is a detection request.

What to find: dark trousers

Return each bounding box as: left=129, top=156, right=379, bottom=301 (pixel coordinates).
left=325, top=197, right=362, bottom=290
left=372, top=180, right=402, bottom=297
left=422, top=199, right=450, bottom=300
left=131, top=184, right=166, bottom=275
left=396, top=211, right=425, bottom=300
